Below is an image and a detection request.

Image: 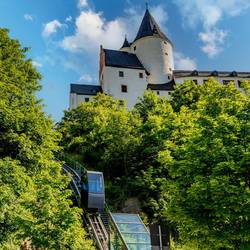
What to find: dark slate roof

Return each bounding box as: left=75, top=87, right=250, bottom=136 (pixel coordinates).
left=121, top=36, right=130, bottom=48
left=134, top=9, right=172, bottom=45
left=70, top=84, right=102, bottom=95
left=104, top=49, right=145, bottom=70
left=147, top=79, right=175, bottom=91
left=173, top=70, right=250, bottom=78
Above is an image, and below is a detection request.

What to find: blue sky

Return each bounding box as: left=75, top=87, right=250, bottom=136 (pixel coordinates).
left=1, top=0, right=250, bottom=121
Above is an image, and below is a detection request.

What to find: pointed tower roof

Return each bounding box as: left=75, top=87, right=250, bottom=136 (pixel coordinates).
left=134, top=9, right=172, bottom=44
left=121, top=36, right=130, bottom=49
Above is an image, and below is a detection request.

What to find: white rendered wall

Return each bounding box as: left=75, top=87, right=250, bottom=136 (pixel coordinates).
left=70, top=93, right=95, bottom=110
left=132, top=36, right=174, bottom=84
left=102, top=66, right=148, bottom=109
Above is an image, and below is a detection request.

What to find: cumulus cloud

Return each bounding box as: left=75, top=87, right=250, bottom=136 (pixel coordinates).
left=32, top=60, right=43, bottom=68
left=79, top=74, right=94, bottom=82
left=61, top=10, right=127, bottom=53
left=65, top=16, right=72, bottom=22
left=42, top=20, right=62, bottom=38
left=24, top=14, right=33, bottom=21
left=199, top=29, right=227, bottom=58
left=61, top=4, right=169, bottom=54
left=174, top=52, right=197, bottom=70
left=78, top=0, right=88, bottom=9
left=173, top=0, right=250, bottom=57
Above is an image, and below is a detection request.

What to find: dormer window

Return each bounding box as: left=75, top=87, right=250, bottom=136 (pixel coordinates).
left=119, top=71, right=124, bottom=77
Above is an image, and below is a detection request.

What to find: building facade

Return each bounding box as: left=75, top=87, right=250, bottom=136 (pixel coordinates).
left=70, top=8, right=250, bottom=110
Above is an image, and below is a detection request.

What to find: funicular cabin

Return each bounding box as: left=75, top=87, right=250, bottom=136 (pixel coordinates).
left=82, top=170, right=105, bottom=210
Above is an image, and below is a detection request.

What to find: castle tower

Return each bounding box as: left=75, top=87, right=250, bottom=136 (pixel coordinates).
left=131, top=8, right=174, bottom=84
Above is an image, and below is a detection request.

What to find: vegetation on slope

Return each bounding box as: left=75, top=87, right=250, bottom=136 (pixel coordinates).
left=0, top=28, right=93, bottom=249
left=58, top=80, right=250, bottom=250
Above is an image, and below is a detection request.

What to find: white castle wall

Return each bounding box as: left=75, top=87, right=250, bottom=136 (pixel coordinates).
left=102, top=66, right=148, bottom=109
left=70, top=93, right=95, bottom=110
left=132, top=36, right=174, bottom=84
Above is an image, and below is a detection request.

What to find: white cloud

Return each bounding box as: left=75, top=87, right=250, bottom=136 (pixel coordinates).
left=199, top=29, right=227, bottom=58
left=24, top=14, right=33, bottom=21
left=78, top=0, right=88, bottom=9
left=61, top=5, right=168, bottom=54
left=61, top=10, right=127, bottom=53
left=65, top=16, right=73, bottom=22
left=42, top=20, right=62, bottom=38
left=79, top=74, right=94, bottom=82
left=32, top=60, right=43, bottom=68
left=173, top=0, right=250, bottom=57
left=174, top=52, right=197, bottom=70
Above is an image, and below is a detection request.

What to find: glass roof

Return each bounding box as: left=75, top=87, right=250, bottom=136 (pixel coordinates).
left=111, top=213, right=151, bottom=250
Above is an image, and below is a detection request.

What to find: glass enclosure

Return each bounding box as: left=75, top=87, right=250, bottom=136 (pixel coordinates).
left=110, top=213, right=151, bottom=250
left=87, top=172, right=104, bottom=193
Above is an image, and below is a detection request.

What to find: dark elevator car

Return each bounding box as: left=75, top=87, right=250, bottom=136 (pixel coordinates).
left=82, top=171, right=105, bottom=210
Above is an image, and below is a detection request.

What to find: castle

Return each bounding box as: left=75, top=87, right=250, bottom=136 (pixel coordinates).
left=70, top=8, right=250, bottom=110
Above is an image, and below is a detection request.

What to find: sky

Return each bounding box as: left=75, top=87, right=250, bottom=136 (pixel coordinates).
left=1, top=0, right=250, bottom=121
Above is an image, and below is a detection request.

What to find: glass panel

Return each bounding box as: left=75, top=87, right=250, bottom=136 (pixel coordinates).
left=122, top=233, right=151, bottom=243
left=126, top=243, right=151, bottom=250
left=117, top=223, right=147, bottom=233
left=87, top=173, right=104, bottom=193
left=112, top=214, right=141, bottom=223
left=111, top=213, right=151, bottom=250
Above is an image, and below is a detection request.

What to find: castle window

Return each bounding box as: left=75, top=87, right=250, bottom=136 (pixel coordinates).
left=165, top=53, right=168, bottom=56
left=139, top=72, right=143, bottom=78
left=85, top=97, right=90, bottom=102
left=121, top=85, right=127, bottom=93
left=164, top=41, right=167, bottom=45
left=119, top=71, right=124, bottom=77
left=168, top=76, right=170, bottom=80
left=157, top=91, right=160, bottom=95
left=169, top=67, right=172, bottom=72
left=134, top=46, right=136, bottom=51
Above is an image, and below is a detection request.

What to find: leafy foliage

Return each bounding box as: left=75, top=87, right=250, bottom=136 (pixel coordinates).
left=59, top=80, right=250, bottom=249
left=161, top=79, right=250, bottom=249
left=58, top=94, right=141, bottom=178
left=0, top=28, right=93, bottom=249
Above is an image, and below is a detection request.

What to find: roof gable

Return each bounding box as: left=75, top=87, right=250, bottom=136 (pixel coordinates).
left=104, top=49, right=145, bottom=70
left=70, top=84, right=102, bottom=95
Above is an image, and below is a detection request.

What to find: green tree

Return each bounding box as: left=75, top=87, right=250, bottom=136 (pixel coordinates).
left=160, top=79, right=250, bottom=249
left=58, top=94, right=141, bottom=179
left=0, top=28, right=93, bottom=249
left=133, top=90, right=176, bottom=222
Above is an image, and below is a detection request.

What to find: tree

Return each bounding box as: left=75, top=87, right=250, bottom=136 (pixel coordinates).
left=58, top=94, right=141, bottom=179
left=0, top=28, right=93, bottom=249
left=160, top=79, right=250, bottom=249
left=133, top=91, right=177, bottom=222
